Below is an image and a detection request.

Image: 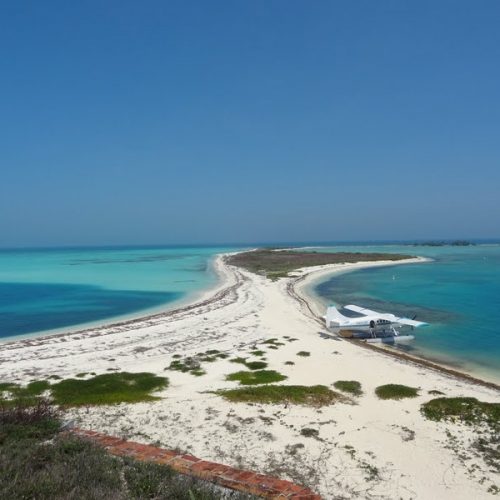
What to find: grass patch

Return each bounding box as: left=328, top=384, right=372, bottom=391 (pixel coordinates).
left=422, top=397, right=500, bottom=475
left=166, top=355, right=215, bottom=376
left=199, top=356, right=218, bottom=363
left=51, top=372, right=168, bottom=406
left=375, top=384, right=419, bottom=400
left=300, top=427, right=319, bottom=438
left=284, top=361, right=295, bottom=366
left=334, top=380, right=362, bottom=396
left=217, top=385, right=344, bottom=406
left=225, top=370, right=287, bottom=386
left=230, top=357, right=247, bottom=365
left=250, top=350, right=266, bottom=357
left=261, top=338, right=285, bottom=346
left=1, top=381, right=51, bottom=406
left=0, top=382, right=19, bottom=392
left=421, top=397, right=500, bottom=427
left=244, top=361, right=268, bottom=370
left=428, top=389, right=445, bottom=396
left=296, top=351, right=310, bottom=357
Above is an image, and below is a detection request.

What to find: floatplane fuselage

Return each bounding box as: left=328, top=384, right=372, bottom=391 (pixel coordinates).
left=324, top=305, right=428, bottom=343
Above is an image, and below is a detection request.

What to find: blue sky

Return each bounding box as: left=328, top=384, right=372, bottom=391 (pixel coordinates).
left=1, top=1, right=499, bottom=247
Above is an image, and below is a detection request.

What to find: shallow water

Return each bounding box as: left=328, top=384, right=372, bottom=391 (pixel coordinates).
left=0, top=246, right=240, bottom=339
left=310, top=244, right=500, bottom=381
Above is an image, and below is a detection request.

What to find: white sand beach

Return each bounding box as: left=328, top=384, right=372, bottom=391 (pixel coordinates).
left=1, top=255, right=499, bottom=499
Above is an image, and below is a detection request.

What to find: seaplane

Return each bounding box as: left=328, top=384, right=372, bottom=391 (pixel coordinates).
left=324, top=304, right=428, bottom=344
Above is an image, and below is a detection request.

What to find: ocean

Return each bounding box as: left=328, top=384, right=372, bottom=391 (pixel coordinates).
left=308, top=244, right=500, bottom=382
left=1, top=243, right=499, bottom=383
left=0, top=246, right=240, bottom=339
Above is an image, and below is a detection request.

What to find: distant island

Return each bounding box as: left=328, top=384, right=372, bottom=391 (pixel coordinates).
left=226, top=249, right=413, bottom=280
left=408, top=240, right=475, bottom=247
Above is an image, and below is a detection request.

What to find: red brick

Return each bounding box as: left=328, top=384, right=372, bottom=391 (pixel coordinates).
left=281, top=484, right=312, bottom=495
left=69, top=428, right=322, bottom=499
left=180, top=453, right=200, bottom=463
left=169, top=457, right=197, bottom=474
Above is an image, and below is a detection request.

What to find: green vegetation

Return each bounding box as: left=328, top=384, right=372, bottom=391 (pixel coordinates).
left=261, top=338, right=285, bottom=347
left=51, top=372, right=168, bottom=406
left=334, top=380, right=362, bottom=396
left=422, top=397, right=500, bottom=475
left=375, top=384, right=419, bottom=400
left=225, top=370, right=287, bottom=385
left=230, top=357, right=247, bottom=365
left=300, top=428, right=319, bottom=438
left=166, top=351, right=228, bottom=376
left=250, top=350, right=266, bottom=357
left=227, top=249, right=412, bottom=279
left=244, top=361, right=268, bottom=370
left=217, top=384, right=344, bottom=406
left=421, top=397, right=500, bottom=426
left=284, top=361, right=295, bottom=366
left=428, top=389, right=445, bottom=396
left=296, top=351, right=310, bottom=357
left=228, top=357, right=267, bottom=370
left=1, top=373, right=168, bottom=407
left=0, top=382, right=17, bottom=392
left=0, top=400, right=253, bottom=499
left=1, top=381, right=51, bottom=406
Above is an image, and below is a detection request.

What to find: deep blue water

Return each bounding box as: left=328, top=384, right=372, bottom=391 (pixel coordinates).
left=312, top=244, right=500, bottom=381
left=0, top=282, right=180, bottom=337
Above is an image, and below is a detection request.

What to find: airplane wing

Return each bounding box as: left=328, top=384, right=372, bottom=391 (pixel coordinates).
left=395, top=318, right=428, bottom=328
left=344, top=304, right=382, bottom=316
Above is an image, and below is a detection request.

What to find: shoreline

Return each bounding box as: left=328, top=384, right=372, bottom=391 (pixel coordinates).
left=0, top=254, right=237, bottom=347
left=290, top=257, right=500, bottom=389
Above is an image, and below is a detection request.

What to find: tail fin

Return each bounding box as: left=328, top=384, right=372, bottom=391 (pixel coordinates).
left=325, top=305, right=347, bottom=328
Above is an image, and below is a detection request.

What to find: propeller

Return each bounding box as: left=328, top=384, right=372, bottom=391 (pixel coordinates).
left=411, top=315, right=417, bottom=331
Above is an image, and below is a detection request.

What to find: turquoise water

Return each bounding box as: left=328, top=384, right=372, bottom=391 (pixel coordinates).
left=0, top=246, right=240, bottom=339
left=311, top=244, right=500, bottom=382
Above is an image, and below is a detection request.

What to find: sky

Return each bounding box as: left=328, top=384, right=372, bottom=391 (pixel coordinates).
left=1, top=1, right=499, bottom=247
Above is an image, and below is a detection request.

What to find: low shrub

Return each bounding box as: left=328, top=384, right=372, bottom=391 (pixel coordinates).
left=334, top=380, right=362, bottom=396
left=218, top=385, right=344, bottom=406
left=421, top=397, right=500, bottom=426
left=225, top=370, right=287, bottom=386
left=375, top=384, right=419, bottom=400
left=51, top=372, right=168, bottom=406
